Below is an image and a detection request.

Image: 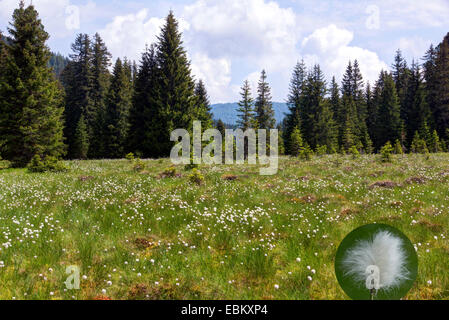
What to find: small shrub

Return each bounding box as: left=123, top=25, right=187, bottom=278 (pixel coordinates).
left=184, top=163, right=199, bottom=171
left=27, top=155, right=68, bottom=173
left=316, top=145, right=327, bottom=156
left=188, top=168, right=204, bottom=185
left=348, top=145, right=360, bottom=159
left=133, top=158, right=146, bottom=172
left=380, top=141, right=394, bottom=162
left=300, top=143, right=313, bottom=161
left=162, top=166, right=177, bottom=177
left=126, top=153, right=135, bottom=161
left=394, top=139, right=403, bottom=155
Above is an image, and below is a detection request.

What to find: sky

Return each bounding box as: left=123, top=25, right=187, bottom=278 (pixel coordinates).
left=1, top=0, right=448, bottom=103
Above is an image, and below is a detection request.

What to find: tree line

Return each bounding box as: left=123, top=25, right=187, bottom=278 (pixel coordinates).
left=237, top=44, right=449, bottom=156
left=1, top=2, right=449, bottom=169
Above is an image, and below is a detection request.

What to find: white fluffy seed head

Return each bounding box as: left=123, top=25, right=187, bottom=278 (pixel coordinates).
left=342, top=231, right=410, bottom=290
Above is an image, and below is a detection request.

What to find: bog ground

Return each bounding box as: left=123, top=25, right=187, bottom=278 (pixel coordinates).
left=0, top=155, right=448, bottom=300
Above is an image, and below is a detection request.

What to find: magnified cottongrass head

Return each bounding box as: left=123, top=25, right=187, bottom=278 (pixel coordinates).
left=342, top=231, right=410, bottom=291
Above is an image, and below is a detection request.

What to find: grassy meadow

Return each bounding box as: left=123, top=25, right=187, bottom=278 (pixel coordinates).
left=0, top=154, right=448, bottom=300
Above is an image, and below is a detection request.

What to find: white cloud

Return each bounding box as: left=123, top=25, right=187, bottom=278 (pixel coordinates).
left=99, top=9, right=164, bottom=63
left=0, top=0, right=96, bottom=38
left=183, top=0, right=299, bottom=72
left=381, top=0, right=449, bottom=29
left=301, top=24, right=388, bottom=85
left=398, top=37, right=432, bottom=61
left=191, top=53, right=232, bottom=103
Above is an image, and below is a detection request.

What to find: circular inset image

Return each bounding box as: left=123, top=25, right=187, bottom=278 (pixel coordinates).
left=335, top=224, right=418, bottom=300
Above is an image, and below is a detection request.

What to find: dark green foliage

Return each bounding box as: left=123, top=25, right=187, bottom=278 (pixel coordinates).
left=433, top=33, right=449, bottom=140
left=284, top=61, right=306, bottom=154
left=380, top=141, right=394, bottom=162
left=0, top=2, right=66, bottom=167
left=127, top=44, right=160, bottom=157
left=48, top=52, right=70, bottom=79
left=216, top=119, right=226, bottom=137
left=410, top=131, right=429, bottom=154
left=255, top=70, right=275, bottom=130
left=375, top=72, right=403, bottom=148
left=195, top=79, right=213, bottom=130
left=73, top=115, right=89, bottom=159
left=62, top=33, right=93, bottom=158
left=105, top=58, right=132, bottom=158
left=89, top=33, right=111, bottom=159
left=290, top=126, right=303, bottom=157
left=27, top=154, right=68, bottom=173
left=156, top=11, right=197, bottom=157
left=404, top=61, right=430, bottom=149
left=237, top=80, right=255, bottom=130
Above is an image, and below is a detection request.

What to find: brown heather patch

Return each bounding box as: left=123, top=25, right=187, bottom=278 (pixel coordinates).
left=369, top=171, right=385, bottom=177
left=133, top=235, right=160, bottom=250
left=340, top=207, right=359, bottom=217
left=78, top=175, right=94, bottom=182
left=299, top=194, right=317, bottom=204
left=390, top=201, right=403, bottom=208
left=368, top=180, right=401, bottom=189
left=222, top=174, right=238, bottom=181
left=405, top=176, right=428, bottom=185
left=417, top=219, right=443, bottom=232
left=124, top=196, right=140, bottom=204
left=128, top=283, right=149, bottom=299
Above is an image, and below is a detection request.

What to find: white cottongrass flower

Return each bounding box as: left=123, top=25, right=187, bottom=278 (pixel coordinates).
left=342, top=231, right=410, bottom=291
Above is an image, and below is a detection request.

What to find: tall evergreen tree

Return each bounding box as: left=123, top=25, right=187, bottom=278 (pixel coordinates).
left=392, top=49, right=410, bottom=118
left=105, top=58, right=132, bottom=158
left=284, top=61, right=306, bottom=154
left=156, top=11, right=197, bottom=157
left=89, top=33, right=111, bottom=158
left=376, top=72, right=403, bottom=147
left=404, top=61, right=430, bottom=148
left=0, top=2, right=65, bottom=167
left=255, top=70, right=275, bottom=130
left=73, top=114, right=89, bottom=159
left=62, top=33, right=93, bottom=158
left=194, top=79, right=213, bottom=130
left=236, top=80, right=255, bottom=130
left=433, top=33, right=449, bottom=140
left=216, top=120, right=226, bottom=136
left=127, top=44, right=160, bottom=157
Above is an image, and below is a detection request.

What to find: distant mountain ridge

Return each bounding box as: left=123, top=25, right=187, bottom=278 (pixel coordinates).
left=211, top=102, right=289, bottom=125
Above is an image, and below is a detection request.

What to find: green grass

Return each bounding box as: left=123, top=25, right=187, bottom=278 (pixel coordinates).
left=0, top=154, right=448, bottom=300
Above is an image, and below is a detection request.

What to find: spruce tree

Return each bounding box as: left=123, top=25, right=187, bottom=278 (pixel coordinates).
left=216, top=120, right=226, bottom=137
left=301, top=65, right=327, bottom=148
left=105, top=58, right=132, bottom=158
left=255, top=70, right=275, bottom=130
left=404, top=61, right=430, bottom=148
left=156, top=11, right=197, bottom=157
left=433, top=33, right=449, bottom=140
left=89, top=33, right=111, bottom=158
left=127, top=44, right=160, bottom=157
left=284, top=61, right=306, bottom=155
left=314, top=99, right=337, bottom=153
left=194, top=79, right=213, bottom=130
left=237, top=80, right=255, bottom=130
left=73, top=114, right=89, bottom=159
left=423, top=44, right=438, bottom=131
left=290, top=126, right=304, bottom=157
left=392, top=49, right=410, bottom=120
left=62, top=33, right=93, bottom=158
left=377, top=72, right=403, bottom=148
left=0, top=2, right=65, bottom=167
